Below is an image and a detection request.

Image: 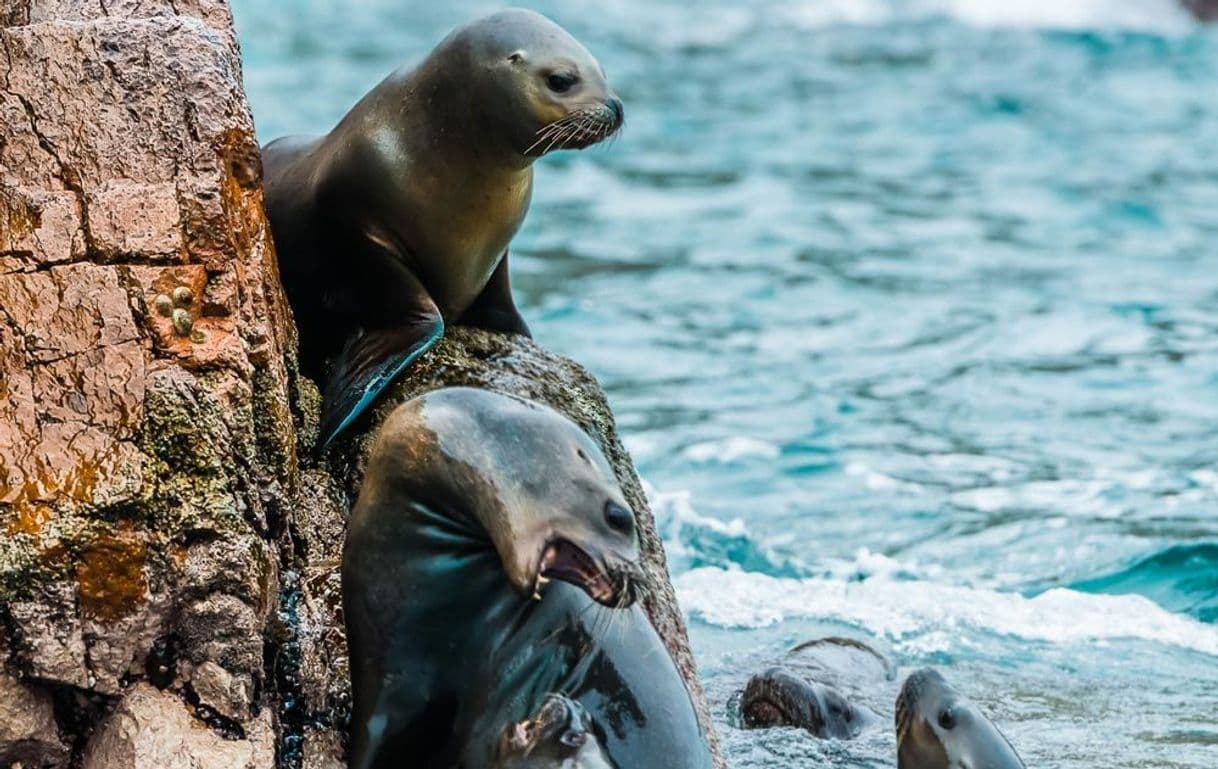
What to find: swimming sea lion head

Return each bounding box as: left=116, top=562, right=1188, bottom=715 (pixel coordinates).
left=895, top=668, right=1026, bottom=769
left=496, top=693, right=612, bottom=769
left=370, top=388, right=643, bottom=608
left=740, top=667, right=866, bottom=739
left=447, top=8, right=624, bottom=158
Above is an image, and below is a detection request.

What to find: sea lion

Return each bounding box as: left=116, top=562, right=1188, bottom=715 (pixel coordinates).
left=262, top=9, right=624, bottom=446
left=342, top=388, right=712, bottom=769
left=741, top=668, right=870, bottom=739
left=896, top=668, right=1025, bottom=769
left=738, top=641, right=1023, bottom=768
left=739, top=637, right=887, bottom=738
left=495, top=694, right=612, bottom=769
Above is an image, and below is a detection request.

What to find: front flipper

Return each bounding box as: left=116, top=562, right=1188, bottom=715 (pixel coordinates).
left=457, top=251, right=532, bottom=338
left=318, top=314, right=444, bottom=448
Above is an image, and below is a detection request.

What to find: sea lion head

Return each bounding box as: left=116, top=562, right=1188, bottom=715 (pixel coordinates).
left=496, top=694, right=612, bottom=769
left=896, top=669, right=1025, bottom=769
left=447, top=8, right=623, bottom=158
left=740, top=667, right=867, bottom=739
left=367, top=388, right=643, bottom=608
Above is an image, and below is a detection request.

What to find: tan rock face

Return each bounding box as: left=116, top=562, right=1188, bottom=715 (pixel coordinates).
left=81, top=684, right=274, bottom=769
left=0, top=2, right=722, bottom=769
left=1, top=0, right=301, bottom=766
left=0, top=673, right=70, bottom=768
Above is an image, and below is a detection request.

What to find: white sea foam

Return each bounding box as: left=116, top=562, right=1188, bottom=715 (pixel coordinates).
left=936, top=0, right=1192, bottom=31
left=647, top=485, right=748, bottom=564
left=682, top=436, right=781, bottom=464
left=674, top=567, right=1218, bottom=657
left=781, top=0, right=1193, bottom=32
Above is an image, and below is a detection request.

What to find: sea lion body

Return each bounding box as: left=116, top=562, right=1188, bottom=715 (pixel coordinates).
left=263, top=10, right=623, bottom=445
left=343, top=389, right=712, bottom=769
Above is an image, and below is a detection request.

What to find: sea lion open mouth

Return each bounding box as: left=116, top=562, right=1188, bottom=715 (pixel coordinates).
left=740, top=670, right=807, bottom=730
left=536, top=539, right=625, bottom=606
left=741, top=667, right=867, bottom=740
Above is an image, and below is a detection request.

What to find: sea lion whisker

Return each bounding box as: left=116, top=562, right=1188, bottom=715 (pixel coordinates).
left=525, top=121, right=576, bottom=155
left=532, top=116, right=571, bottom=136
left=544, top=124, right=580, bottom=155
left=567, top=118, right=591, bottom=146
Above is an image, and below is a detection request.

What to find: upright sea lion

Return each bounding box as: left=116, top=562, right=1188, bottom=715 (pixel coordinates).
left=896, top=669, right=1025, bottom=769
left=342, top=388, right=712, bottom=769
left=262, top=10, right=624, bottom=446
left=495, top=694, right=612, bottom=769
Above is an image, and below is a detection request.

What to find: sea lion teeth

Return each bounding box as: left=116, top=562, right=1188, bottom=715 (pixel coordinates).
left=342, top=389, right=703, bottom=769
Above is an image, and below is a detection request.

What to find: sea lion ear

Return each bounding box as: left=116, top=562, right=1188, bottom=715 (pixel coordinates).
left=508, top=50, right=526, bottom=64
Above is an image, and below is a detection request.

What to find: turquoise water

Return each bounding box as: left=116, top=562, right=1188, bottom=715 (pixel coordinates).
left=232, top=1, right=1218, bottom=766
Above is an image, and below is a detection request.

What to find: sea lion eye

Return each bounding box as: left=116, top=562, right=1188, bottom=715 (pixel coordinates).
left=604, top=501, right=634, bottom=535
left=938, top=707, right=957, bottom=730
left=546, top=72, right=579, bottom=93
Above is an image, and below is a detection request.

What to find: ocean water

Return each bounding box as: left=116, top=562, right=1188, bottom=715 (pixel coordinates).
left=231, top=1, right=1218, bottom=766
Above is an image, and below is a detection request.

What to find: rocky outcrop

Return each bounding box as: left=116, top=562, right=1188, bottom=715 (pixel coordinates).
left=0, top=2, right=721, bottom=768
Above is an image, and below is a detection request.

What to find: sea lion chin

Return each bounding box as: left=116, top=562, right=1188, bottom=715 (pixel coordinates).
left=262, top=9, right=623, bottom=448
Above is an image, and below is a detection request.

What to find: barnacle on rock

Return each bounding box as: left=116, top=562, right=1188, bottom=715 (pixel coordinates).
left=172, top=308, right=193, bottom=336
left=154, top=293, right=174, bottom=317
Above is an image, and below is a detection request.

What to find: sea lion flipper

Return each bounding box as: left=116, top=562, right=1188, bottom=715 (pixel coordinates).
left=318, top=317, right=444, bottom=447
left=457, top=252, right=532, bottom=338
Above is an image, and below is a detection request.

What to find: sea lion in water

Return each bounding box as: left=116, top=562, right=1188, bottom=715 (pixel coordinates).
left=740, top=641, right=1023, bottom=769
left=741, top=668, right=871, bottom=739
left=739, top=637, right=887, bottom=738
left=342, top=388, right=713, bottom=769
left=262, top=10, right=623, bottom=446
left=896, top=668, right=1025, bottom=769
left=495, top=694, right=612, bottom=769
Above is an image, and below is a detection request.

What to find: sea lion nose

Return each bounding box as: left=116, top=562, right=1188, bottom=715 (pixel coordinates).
left=606, top=96, right=624, bottom=125
left=604, top=501, right=634, bottom=534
